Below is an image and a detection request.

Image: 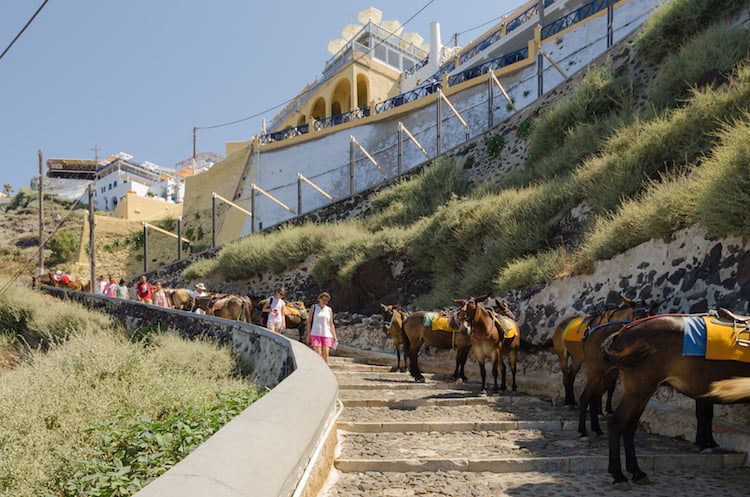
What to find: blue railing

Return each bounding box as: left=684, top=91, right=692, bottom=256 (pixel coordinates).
left=314, top=107, right=371, bottom=131
left=375, top=81, right=442, bottom=114
left=403, top=55, right=429, bottom=79
left=259, top=123, right=309, bottom=145
left=448, top=46, right=529, bottom=86
left=542, top=0, right=609, bottom=39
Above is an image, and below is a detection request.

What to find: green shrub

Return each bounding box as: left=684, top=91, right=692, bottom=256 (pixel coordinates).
left=0, top=332, right=256, bottom=497
left=6, top=188, right=37, bottom=210
left=494, top=248, right=569, bottom=292
left=0, top=278, right=116, bottom=349
left=694, top=115, right=750, bottom=237
left=66, top=388, right=259, bottom=497
left=577, top=63, right=750, bottom=212
left=484, top=133, right=506, bottom=160
left=526, top=63, right=631, bottom=163
left=637, top=0, right=746, bottom=63
left=649, top=23, right=750, bottom=108
left=368, top=158, right=469, bottom=228
left=575, top=170, right=695, bottom=268
left=517, top=118, right=535, bottom=140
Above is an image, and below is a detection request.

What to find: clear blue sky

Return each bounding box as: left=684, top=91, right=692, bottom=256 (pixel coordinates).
left=0, top=0, right=526, bottom=190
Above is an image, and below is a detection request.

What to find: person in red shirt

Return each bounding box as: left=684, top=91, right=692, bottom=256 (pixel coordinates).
left=136, top=275, right=154, bottom=304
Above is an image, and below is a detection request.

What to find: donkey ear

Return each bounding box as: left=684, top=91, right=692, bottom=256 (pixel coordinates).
left=620, top=294, right=634, bottom=305
left=380, top=303, right=387, bottom=311
left=393, top=304, right=400, bottom=309
left=476, top=294, right=491, bottom=303
left=452, top=298, right=465, bottom=304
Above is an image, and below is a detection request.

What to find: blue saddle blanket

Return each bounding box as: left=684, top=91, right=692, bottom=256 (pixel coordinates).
left=682, top=316, right=707, bottom=356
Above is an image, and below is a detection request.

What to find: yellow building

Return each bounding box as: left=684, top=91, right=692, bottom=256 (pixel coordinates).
left=269, top=7, right=428, bottom=134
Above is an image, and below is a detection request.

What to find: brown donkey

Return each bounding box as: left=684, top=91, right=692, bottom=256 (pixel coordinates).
left=552, top=296, right=659, bottom=408
left=602, top=312, right=750, bottom=489
left=455, top=295, right=521, bottom=394
left=380, top=304, right=409, bottom=372
left=402, top=311, right=471, bottom=383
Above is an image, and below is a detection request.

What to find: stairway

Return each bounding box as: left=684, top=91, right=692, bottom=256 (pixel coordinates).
left=321, top=355, right=750, bottom=496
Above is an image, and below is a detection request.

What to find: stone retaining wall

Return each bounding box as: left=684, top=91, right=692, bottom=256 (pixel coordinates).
left=43, top=286, right=338, bottom=497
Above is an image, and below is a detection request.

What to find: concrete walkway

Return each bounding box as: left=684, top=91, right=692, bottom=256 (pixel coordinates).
left=320, top=355, right=750, bottom=496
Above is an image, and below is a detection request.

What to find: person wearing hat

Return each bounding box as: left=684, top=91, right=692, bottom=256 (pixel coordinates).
left=263, top=287, right=286, bottom=334
left=192, top=283, right=209, bottom=314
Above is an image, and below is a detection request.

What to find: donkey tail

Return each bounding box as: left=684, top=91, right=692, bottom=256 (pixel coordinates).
left=707, top=377, right=750, bottom=402
left=601, top=331, right=655, bottom=367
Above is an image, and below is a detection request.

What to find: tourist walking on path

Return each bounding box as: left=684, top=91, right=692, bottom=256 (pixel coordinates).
left=152, top=281, right=171, bottom=308
left=136, top=276, right=153, bottom=304
left=306, top=292, right=337, bottom=364
left=95, top=275, right=107, bottom=294
left=104, top=276, right=118, bottom=297
left=263, top=287, right=286, bottom=334
left=115, top=278, right=129, bottom=299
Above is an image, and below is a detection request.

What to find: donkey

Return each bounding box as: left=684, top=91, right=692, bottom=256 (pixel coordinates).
left=401, top=311, right=471, bottom=383
left=380, top=304, right=408, bottom=372
left=455, top=295, right=521, bottom=394
left=207, top=295, right=253, bottom=323
left=602, top=311, right=750, bottom=489
left=552, top=296, right=660, bottom=408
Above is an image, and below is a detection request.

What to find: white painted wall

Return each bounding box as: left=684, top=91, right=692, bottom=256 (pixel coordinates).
left=236, top=0, right=664, bottom=233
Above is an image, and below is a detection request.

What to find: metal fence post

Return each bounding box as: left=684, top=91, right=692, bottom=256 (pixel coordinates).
left=397, top=123, right=404, bottom=175
left=349, top=137, right=355, bottom=195
left=177, top=216, right=182, bottom=261
left=88, top=184, right=95, bottom=293
left=251, top=186, right=256, bottom=233
left=607, top=0, right=614, bottom=48
left=211, top=192, right=217, bottom=248
left=487, top=71, right=494, bottom=128
left=537, top=49, right=544, bottom=97
left=297, top=174, right=302, bottom=216
left=143, top=223, right=148, bottom=274
left=436, top=89, right=443, bottom=155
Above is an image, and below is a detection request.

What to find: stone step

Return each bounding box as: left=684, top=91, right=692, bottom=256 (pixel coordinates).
left=340, top=392, right=548, bottom=408
left=338, top=419, right=579, bottom=433
left=338, top=381, right=478, bottom=391
left=336, top=428, right=730, bottom=463
left=324, top=467, right=750, bottom=496
left=340, top=403, right=578, bottom=424
left=330, top=364, right=394, bottom=372
left=332, top=371, right=441, bottom=382
left=335, top=452, right=746, bottom=474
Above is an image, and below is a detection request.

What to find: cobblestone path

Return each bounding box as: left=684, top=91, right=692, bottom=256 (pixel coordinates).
left=321, top=356, right=750, bottom=496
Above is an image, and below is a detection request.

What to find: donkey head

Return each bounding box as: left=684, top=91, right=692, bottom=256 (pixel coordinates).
left=380, top=303, right=400, bottom=335
left=452, top=294, right=490, bottom=334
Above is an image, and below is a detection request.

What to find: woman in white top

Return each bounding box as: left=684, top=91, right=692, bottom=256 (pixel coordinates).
left=306, top=292, right=337, bottom=363
left=263, top=287, right=286, bottom=334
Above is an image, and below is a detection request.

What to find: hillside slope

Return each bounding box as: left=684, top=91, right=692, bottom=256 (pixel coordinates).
left=177, top=0, right=750, bottom=312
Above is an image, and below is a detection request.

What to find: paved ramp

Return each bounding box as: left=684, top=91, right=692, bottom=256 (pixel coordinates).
left=321, top=356, right=750, bottom=496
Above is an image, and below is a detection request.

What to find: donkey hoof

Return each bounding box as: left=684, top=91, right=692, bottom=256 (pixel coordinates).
left=612, top=481, right=632, bottom=491
left=389, top=366, right=399, bottom=372
left=594, top=431, right=605, bottom=439
left=700, top=447, right=715, bottom=454
left=399, top=368, right=407, bottom=373
left=415, top=377, right=426, bottom=383
left=632, top=473, right=650, bottom=485
left=479, top=390, right=488, bottom=397
left=453, top=377, right=464, bottom=385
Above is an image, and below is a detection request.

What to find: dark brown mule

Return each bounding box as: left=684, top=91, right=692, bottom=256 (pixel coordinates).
left=455, top=295, right=520, bottom=394
left=380, top=304, right=409, bottom=372
left=602, top=312, right=750, bottom=489
left=552, top=296, right=659, bottom=408
left=402, top=311, right=471, bottom=383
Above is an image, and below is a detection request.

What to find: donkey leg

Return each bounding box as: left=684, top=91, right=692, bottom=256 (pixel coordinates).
left=391, top=346, right=401, bottom=373
left=621, top=397, right=651, bottom=485
left=402, top=340, right=410, bottom=373
left=491, top=358, right=500, bottom=394
left=478, top=361, right=487, bottom=395
left=568, top=357, right=583, bottom=408
left=459, top=347, right=469, bottom=382
left=578, top=382, right=591, bottom=438
left=590, top=391, right=604, bottom=437
left=499, top=355, right=508, bottom=392
left=605, top=380, right=616, bottom=415
left=510, top=349, right=518, bottom=392
left=558, top=354, right=573, bottom=406
left=696, top=400, right=719, bottom=451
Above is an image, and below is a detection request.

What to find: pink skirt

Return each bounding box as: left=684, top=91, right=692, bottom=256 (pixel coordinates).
left=311, top=335, right=335, bottom=348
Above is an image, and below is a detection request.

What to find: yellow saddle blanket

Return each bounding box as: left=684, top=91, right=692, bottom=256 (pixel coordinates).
left=705, top=317, right=750, bottom=363
left=423, top=312, right=458, bottom=332
left=284, top=303, right=305, bottom=317
left=493, top=313, right=519, bottom=340
left=562, top=316, right=587, bottom=343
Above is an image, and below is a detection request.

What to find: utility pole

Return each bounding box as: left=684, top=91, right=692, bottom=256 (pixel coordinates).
left=193, top=127, right=197, bottom=160
left=88, top=184, right=96, bottom=293
left=453, top=32, right=459, bottom=47
left=90, top=144, right=101, bottom=163
left=37, top=150, right=44, bottom=276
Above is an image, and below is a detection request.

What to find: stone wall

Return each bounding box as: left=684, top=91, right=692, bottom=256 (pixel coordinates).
left=42, top=287, right=339, bottom=497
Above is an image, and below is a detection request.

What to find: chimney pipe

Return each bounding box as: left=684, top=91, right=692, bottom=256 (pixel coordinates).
left=429, top=21, right=442, bottom=74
